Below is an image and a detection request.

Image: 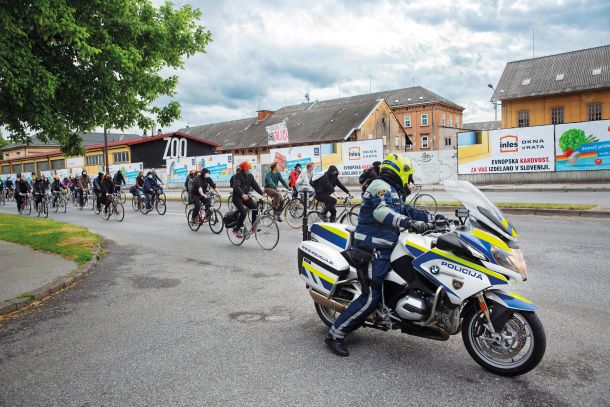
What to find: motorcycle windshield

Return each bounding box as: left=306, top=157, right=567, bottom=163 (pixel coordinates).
left=443, top=180, right=518, bottom=242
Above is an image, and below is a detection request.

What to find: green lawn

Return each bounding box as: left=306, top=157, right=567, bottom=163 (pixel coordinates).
left=0, top=214, right=101, bottom=265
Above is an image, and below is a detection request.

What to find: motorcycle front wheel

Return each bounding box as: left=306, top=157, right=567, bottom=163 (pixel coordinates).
left=462, top=306, right=546, bottom=377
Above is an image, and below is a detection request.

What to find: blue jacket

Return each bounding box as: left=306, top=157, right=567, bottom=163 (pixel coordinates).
left=143, top=176, right=159, bottom=192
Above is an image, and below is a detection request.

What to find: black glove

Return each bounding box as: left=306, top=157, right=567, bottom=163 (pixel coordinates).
left=408, top=221, right=429, bottom=234
left=434, top=218, right=449, bottom=229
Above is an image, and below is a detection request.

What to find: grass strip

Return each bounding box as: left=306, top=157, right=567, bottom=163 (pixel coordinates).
left=423, top=201, right=597, bottom=211
left=0, top=214, right=101, bottom=265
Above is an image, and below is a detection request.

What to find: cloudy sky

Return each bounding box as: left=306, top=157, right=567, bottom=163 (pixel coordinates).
left=146, top=0, right=609, bottom=133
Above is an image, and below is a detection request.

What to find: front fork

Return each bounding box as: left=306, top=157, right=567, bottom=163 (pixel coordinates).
left=476, top=292, right=496, bottom=334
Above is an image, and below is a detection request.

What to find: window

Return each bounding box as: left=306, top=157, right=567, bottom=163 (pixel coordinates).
left=113, top=151, right=129, bottom=163
left=405, top=135, right=413, bottom=150
left=449, top=115, right=454, bottom=127
left=421, top=134, right=429, bottom=149
left=421, top=114, right=428, bottom=126
left=588, top=103, right=602, bottom=121
left=456, top=117, right=460, bottom=128
left=551, top=107, right=564, bottom=124
left=445, top=137, right=452, bottom=146
left=518, top=111, right=529, bottom=127
left=23, top=162, right=35, bottom=173
left=404, top=115, right=411, bottom=128
left=441, top=113, right=446, bottom=126
left=37, top=160, right=49, bottom=172
left=555, top=73, right=565, bottom=81
left=12, top=163, right=22, bottom=173
left=394, top=136, right=400, bottom=148
left=2, top=165, right=10, bottom=174
left=522, top=78, right=531, bottom=86
left=51, top=159, right=65, bottom=170
left=86, top=154, right=103, bottom=166
left=592, top=68, right=602, bottom=76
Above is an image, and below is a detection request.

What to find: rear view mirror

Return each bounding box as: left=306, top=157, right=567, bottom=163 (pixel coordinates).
left=455, top=208, right=470, bottom=226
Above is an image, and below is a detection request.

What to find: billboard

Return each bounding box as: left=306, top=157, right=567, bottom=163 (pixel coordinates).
left=56, top=169, right=71, bottom=179
left=269, top=145, right=322, bottom=178
left=110, top=162, right=143, bottom=185
left=0, top=173, right=16, bottom=182
left=321, top=139, right=384, bottom=177
left=266, top=119, right=289, bottom=146
left=40, top=170, right=53, bottom=179
left=196, top=154, right=233, bottom=182
left=166, top=157, right=197, bottom=184
left=234, top=155, right=261, bottom=182
left=66, top=157, right=84, bottom=168
left=457, top=126, right=555, bottom=174
left=555, top=119, right=610, bottom=171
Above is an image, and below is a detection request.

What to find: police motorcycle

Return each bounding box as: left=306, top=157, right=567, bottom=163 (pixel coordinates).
left=297, top=180, right=545, bottom=376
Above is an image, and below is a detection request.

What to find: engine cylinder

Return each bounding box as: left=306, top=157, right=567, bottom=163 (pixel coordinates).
left=395, top=295, right=428, bottom=321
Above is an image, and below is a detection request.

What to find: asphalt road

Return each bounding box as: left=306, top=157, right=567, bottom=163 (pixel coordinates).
left=1, top=201, right=609, bottom=406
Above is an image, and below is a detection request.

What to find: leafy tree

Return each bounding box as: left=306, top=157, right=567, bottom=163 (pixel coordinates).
left=0, top=130, right=10, bottom=160
left=0, top=0, right=211, bottom=155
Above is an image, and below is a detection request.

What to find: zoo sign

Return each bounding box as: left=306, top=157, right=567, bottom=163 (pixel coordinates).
left=163, top=136, right=188, bottom=159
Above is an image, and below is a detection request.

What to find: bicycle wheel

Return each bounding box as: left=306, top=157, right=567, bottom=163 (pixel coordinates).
left=42, top=201, right=48, bottom=218
left=35, top=202, right=41, bottom=217
left=119, top=190, right=127, bottom=204
left=24, top=199, right=31, bottom=215
left=181, top=190, right=189, bottom=205
left=185, top=203, right=194, bottom=221
left=113, top=203, right=125, bottom=222
left=131, top=196, right=138, bottom=211
left=140, top=198, right=150, bottom=215
left=213, top=193, right=222, bottom=210
left=208, top=209, right=224, bottom=234
left=307, top=210, right=322, bottom=225
left=61, top=199, right=67, bottom=213
left=255, top=215, right=280, bottom=250
left=187, top=209, right=202, bottom=231
left=226, top=223, right=246, bottom=246
left=227, top=194, right=235, bottom=211
left=102, top=205, right=111, bottom=220
left=413, top=193, right=438, bottom=214
left=346, top=204, right=361, bottom=226
left=93, top=198, right=101, bottom=215
left=156, top=197, right=167, bottom=215
left=284, top=199, right=305, bottom=229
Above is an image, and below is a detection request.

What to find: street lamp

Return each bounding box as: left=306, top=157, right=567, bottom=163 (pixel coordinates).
left=488, top=84, right=499, bottom=122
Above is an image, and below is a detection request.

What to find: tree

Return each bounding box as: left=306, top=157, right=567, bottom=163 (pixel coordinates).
left=0, top=0, right=211, bottom=156
left=0, top=130, right=9, bottom=160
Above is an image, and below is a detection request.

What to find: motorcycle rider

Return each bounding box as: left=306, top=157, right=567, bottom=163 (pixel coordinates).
left=325, top=154, right=433, bottom=357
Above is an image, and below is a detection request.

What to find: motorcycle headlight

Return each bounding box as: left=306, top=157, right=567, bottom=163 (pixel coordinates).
left=491, top=246, right=527, bottom=280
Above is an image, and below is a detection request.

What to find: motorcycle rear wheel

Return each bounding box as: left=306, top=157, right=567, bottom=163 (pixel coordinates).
left=462, top=306, right=546, bottom=377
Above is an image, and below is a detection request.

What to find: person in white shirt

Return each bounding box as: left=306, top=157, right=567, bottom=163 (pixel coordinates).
left=295, top=162, right=315, bottom=195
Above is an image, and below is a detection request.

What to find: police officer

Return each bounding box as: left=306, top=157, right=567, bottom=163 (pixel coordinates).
left=325, top=153, right=433, bottom=356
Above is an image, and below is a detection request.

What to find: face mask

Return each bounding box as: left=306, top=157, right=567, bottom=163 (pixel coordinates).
left=247, top=169, right=253, bottom=174
left=204, top=174, right=211, bottom=178
left=83, top=172, right=86, bottom=176
left=148, top=175, right=153, bottom=178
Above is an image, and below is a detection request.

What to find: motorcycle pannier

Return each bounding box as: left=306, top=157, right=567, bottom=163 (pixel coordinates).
left=297, top=241, right=350, bottom=295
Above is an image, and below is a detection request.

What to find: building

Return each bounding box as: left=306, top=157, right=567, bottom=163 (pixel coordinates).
left=181, top=96, right=409, bottom=157
left=492, top=45, right=610, bottom=128
left=0, top=132, right=218, bottom=176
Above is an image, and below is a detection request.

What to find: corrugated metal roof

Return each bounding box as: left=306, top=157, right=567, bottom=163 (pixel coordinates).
left=492, top=45, right=610, bottom=101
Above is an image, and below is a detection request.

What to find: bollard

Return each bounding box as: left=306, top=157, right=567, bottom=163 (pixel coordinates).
left=301, top=190, right=309, bottom=241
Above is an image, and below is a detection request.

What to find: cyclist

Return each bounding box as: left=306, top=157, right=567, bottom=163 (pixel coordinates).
left=50, top=176, right=64, bottom=208
left=296, top=162, right=315, bottom=196
left=190, top=168, right=220, bottom=224
left=42, top=175, right=50, bottom=192
left=358, top=161, right=381, bottom=193
left=232, top=161, right=264, bottom=238
left=32, top=177, right=45, bottom=211
left=92, top=172, right=103, bottom=211
left=288, top=163, right=301, bottom=198
left=14, top=175, right=29, bottom=213
left=185, top=170, right=196, bottom=204
left=143, top=171, right=160, bottom=210
left=264, top=162, right=290, bottom=222
left=100, top=173, right=114, bottom=214
left=4, top=176, right=14, bottom=199
left=79, top=170, right=91, bottom=208
left=113, top=170, right=126, bottom=194
left=312, top=165, right=352, bottom=222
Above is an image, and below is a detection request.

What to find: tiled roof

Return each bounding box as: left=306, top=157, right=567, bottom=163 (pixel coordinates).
left=492, top=45, right=610, bottom=101
left=461, top=121, right=501, bottom=131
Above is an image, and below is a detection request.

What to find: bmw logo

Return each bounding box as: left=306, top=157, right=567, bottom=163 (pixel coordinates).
left=430, top=266, right=440, bottom=275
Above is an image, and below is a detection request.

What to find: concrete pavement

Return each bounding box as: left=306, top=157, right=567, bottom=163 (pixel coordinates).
left=0, top=202, right=609, bottom=406
left=0, top=240, right=76, bottom=304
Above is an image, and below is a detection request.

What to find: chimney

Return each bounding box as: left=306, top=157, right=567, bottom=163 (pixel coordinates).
left=157, top=128, right=162, bottom=135
left=257, top=110, right=274, bottom=121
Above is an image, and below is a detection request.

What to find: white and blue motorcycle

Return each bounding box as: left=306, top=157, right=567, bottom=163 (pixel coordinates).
left=297, top=180, right=545, bottom=376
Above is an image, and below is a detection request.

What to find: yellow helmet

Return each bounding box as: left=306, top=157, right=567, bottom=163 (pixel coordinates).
left=380, top=153, right=413, bottom=186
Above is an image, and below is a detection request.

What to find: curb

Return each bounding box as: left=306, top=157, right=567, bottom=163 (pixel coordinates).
left=436, top=206, right=610, bottom=219
left=0, top=241, right=104, bottom=316
left=425, top=187, right=610, bottom=193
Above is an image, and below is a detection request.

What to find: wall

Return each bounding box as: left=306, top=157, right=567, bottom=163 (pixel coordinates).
left=393, top=103, right=463, bottom=151
left=502, top=88, right=610, bottom=128
left=399, top=150, right=458, bottom=184
left=131, top=136, right=215, bottom=168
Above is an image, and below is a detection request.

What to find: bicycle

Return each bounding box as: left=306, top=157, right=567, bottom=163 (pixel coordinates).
left=34, top=193, right=48, bottom=218
left=306, top=196, right=358, bottom=225
left=52, top=190, right=69, bottom=214
left=131, top=191, right=144, bottom=211
left=187, top=199, right=224, bottom=234
left=18, top=193, right=32, bottom=215
left=406, top=182, right=438, bottom=214
left=102, top=193, right=125, bottom=222
left=140, top=188, right=166, bottom=215
left=226, top=198, right=280, bottom=250
left=283, top=191, right=318, bottom=229
left=115, top=185, right=127, bottom=204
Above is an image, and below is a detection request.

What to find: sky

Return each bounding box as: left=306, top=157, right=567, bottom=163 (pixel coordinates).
left=140, top=0, right=610, bottom=133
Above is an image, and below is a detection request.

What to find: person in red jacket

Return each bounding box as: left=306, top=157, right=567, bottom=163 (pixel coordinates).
left=288, top=163, right=301, bottom=198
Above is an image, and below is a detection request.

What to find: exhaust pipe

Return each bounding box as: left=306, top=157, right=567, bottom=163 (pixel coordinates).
left=309, top=289, right=347, bottom=313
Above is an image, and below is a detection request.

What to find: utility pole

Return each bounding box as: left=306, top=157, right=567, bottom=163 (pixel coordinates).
left=532, top=27, right=535, bottom=58
left=103, top=127, right=109, bottom=173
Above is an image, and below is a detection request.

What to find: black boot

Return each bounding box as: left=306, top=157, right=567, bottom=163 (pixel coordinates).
left=325, top=337, right=349, bottom=357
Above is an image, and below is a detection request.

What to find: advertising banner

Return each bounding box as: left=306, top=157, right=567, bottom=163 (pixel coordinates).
left=0, top=173, right=16, bottom=182
left=196, top=154, right=233, bottom=182
left=71, top=167, right=84, bottom=175
left=555, top=119, right=610, bottom=171
left=269, top=145, right=322, bottom=178
left=56, top=169, right=71, bottom=179
left=166, top=157, right=197, bottom=184
left=66, top=157, right=84, bottom=168
left=109, top=162, right=143, bottom=185
left=265, top=119, right=289, bottom=146
left=21, top=172, right=33, bottom=182
left=457, top=126, right=555, bottom=174
left=321, top=139, right=384, bottom=177
left=40, top=170, right=53, bottom=179
left=234, top=155, right=261, bottom=181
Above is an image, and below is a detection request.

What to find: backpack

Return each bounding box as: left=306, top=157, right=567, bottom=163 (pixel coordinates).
left=223, top=210, right=240, bottom=228
left=229, top=174, right=234, bottom=188
left=310, top=172, right=324, bottom=188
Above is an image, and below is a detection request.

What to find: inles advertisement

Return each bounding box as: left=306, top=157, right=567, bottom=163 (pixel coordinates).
left=457, top=126, right=555, bottom=175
